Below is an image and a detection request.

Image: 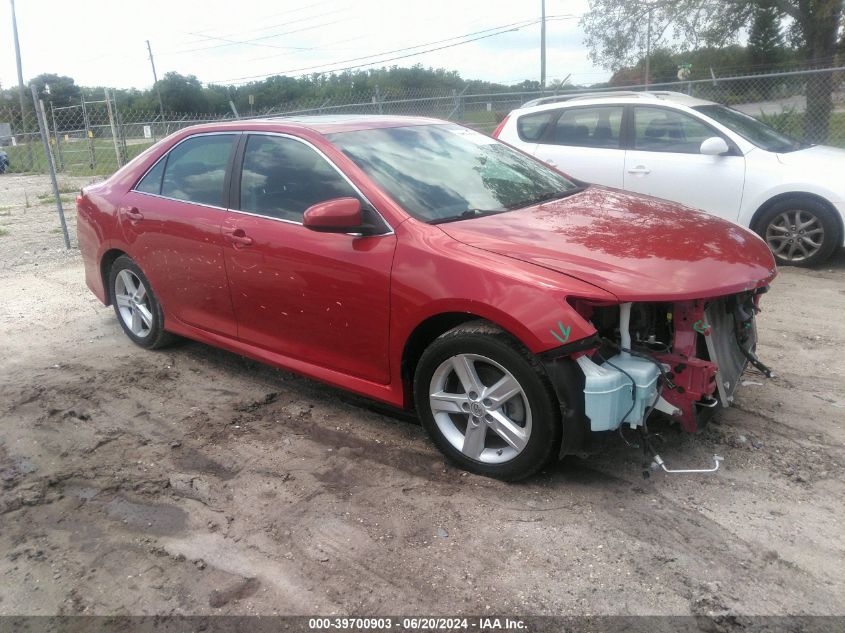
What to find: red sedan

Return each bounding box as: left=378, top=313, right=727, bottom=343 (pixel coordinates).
left=77, top=116, right=777, bottom=480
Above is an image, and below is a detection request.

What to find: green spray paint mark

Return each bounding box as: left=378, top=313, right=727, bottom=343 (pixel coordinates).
left=693, top=319, right=710, bottom=335
left=550, top=322, right=571, bottom=344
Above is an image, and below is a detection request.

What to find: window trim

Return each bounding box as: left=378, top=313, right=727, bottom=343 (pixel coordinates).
left=229, top=131, right=394, bottom=235
left=131, top=131, right=240, bottom=210
left=627, top=104, right=742, bottom=156
left=515, top=109, right=559, bottom=144
left=130, top=130, right=394, bottom=235
left=532, top=104, right=626, bottom=150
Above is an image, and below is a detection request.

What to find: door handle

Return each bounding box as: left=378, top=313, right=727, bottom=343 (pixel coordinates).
left=627, top=166, right=651, bottom=175
left=123, top=207, right=144, bottom=223
left=225, top=228, right=254, bottom=248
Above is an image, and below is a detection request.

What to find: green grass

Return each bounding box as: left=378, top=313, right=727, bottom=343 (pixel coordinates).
left=0, top=228, right=9, bottom=237
left=755, top=111, right=845, bottom=148
left=5, top=138, right=155, bottom=177
left=459, top=110, right=502, bottom=134
left=36, top=185, right=79, bottom=201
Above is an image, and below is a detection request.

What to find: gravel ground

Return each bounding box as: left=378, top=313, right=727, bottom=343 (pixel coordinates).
left=0, top=174, right=843, bottom=619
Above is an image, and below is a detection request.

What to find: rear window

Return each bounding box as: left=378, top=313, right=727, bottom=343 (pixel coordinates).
left=517, top=111, right=555, bottom=142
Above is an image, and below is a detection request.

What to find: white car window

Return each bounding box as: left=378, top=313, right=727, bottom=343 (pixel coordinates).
left=634, top=106, right=716, bottom=154
left=517, top=111, right=555, bottom=142
left=547, top=106, right=624, bottom=149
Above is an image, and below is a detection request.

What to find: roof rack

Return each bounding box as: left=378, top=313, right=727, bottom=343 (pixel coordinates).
left=521, top=90, right=693, bottom=109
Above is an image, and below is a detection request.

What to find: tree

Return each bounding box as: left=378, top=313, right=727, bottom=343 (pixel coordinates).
left=749, top=2, right=786, bottom=97
left=749, top=2, right=785, bottom=66
left=30, top=73, right=80, bottom=108
left=155, top=72, right=208, bottom=113
left=581, top=0, right=844, bottom=142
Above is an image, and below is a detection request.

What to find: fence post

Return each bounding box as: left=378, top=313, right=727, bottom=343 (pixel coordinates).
left=447, top=86, right=469, bottom=122
left=30, top=84, right=70, bottom=249
left=81, top=96, right=96, bottom=170
left=104, top=88, right=123, bottom=168
left=115, top=101, right=128, bottom=164
left=374, top=85, right=383, bottom=114
left=49, top=102, right=64, bottom=171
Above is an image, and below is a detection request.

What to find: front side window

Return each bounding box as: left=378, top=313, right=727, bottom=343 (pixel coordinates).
left=238, top=135, right=358, bottom=222
left=634, top=107, right=718, bottom=154
left=160, top=134, right=235, bottom=206
left=328, top=124, right=579, bottom=224
left=547, top=106, right=624, bottom=149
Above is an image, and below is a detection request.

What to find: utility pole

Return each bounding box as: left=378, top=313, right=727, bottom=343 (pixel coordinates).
left=644, top=6, right=652, bottom=89
left=540, top=0, right=547, bottom=88
left=30, top=83, right=70, bottom=249
left=10, top=0, right=33, bottom=168
left=146, top=40, right=166, bottom=120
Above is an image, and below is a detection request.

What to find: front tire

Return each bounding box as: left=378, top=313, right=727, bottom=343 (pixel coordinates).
left=108, top=255, right=174, bottom=349
left=413, top=321, right=562, bottom=481
left=756, top=198, right=841, bottom=267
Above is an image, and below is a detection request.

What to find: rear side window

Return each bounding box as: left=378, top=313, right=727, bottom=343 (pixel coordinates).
left=546, top=106, right=623, bottom=149
left=517, top=111, right=555, bottom=142
left=160, top=134, right=235, bottom=206
left=634, top=106, right=716, bottom=154
left=238, top=134, right=358, bottom=222
left=135, top=158, right=165, bottom=195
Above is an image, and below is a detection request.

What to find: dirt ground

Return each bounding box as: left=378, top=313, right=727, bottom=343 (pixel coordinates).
left=0, top=173, right=843, bottom=619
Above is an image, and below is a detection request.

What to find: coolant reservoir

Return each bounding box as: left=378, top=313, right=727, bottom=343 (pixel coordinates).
left=576, top=353, right=660, bottom=431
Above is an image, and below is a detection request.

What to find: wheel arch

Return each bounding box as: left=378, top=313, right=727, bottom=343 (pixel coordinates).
left=400, top=312, right=527, bottom=408
left=750, top=191, right=844, bottom=241
left=100, top=248, right=128, bottom=305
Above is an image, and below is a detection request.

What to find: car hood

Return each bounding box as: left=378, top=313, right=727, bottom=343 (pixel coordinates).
left=776, top=143, right=845, bottom=168
left=437, top=186, right=777, bottom=302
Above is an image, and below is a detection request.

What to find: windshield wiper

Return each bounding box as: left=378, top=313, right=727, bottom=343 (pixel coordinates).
left=429, top=208, right=506, bottom=225
left=509, top=186, right=585, bottom=210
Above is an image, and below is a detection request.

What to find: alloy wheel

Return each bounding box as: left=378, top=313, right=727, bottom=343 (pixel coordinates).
left=114, top=269, right=153, bottom=338
left=765, top=209, right=824, bottom=262
left=428, top=353, right=532, bottom=464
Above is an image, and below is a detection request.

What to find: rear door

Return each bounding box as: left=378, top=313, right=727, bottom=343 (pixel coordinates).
left=221, top=133, right=396, bottom=383
left=530, top=105, right=625, bottom=187
left=622, top=105, right=746, bottom=220
left=121, top=133, right=238, bottom=337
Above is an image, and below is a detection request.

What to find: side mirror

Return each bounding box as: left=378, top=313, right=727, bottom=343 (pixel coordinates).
left=303, top=197, right=365, bottom=234
left=700, top=136, right=730, bottom=156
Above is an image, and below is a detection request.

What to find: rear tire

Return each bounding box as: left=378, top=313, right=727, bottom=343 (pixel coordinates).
left=413, top=321, right=562, bottom=481
left=108, top=255, right=175, bottom=349
left=755, top=198, right=840, bottom=267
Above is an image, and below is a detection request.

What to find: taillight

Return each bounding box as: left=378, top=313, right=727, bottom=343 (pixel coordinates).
left=491, top=114, right=510, bottom=138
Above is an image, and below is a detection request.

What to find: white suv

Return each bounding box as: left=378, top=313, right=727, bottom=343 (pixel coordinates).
left=493, top=91, right=845, bottom=266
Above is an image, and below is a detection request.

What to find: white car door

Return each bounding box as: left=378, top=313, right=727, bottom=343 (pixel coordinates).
left=623, top=105, right=746, bottom=221
left=529, top=105, right=626, bottom=188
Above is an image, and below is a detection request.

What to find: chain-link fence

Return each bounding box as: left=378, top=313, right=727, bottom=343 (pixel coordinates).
left=2, top=66, right=843, bottom=178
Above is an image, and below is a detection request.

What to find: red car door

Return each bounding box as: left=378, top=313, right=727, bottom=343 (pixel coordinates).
left=221, top=133, right=396, bottom=383
left=123, top=133, right=239, bottom=337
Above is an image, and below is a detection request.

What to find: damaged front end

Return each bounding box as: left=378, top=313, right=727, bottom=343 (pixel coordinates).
left=547, top=288, right=773, bottom=472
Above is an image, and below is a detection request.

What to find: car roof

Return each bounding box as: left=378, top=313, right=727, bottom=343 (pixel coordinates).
left=515, top=91, right=715, bottom=114
left=178, top=114, right=448, bottom=136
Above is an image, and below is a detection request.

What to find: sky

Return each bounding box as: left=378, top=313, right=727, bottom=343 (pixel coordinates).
left=0, top=0, right=610, bottom=90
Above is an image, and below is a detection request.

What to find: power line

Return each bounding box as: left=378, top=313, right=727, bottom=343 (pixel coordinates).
left=185, top=3, right=349, bottom=44
left=162, top=9, right=355, bottom=55
left=226, top=17, right=542, bottom=68
left=213, top=15, right=579, bottom=85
